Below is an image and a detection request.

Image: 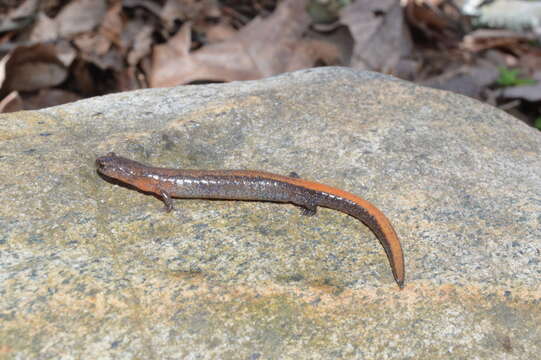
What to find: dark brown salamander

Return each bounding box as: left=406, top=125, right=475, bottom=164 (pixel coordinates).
left=96, top=153, right=405, bottom=288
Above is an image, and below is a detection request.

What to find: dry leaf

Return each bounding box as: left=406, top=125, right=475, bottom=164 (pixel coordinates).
left=116, top=66, right=141, bottom=91
left=404, top=0, right=456, bottom=35
left=234, top=0, right=311, bottom=77
left=287, top=39, right=341, bottom=71
left=55, top=40, right=77, bottom=67
left=502, top=82, right=541, bottom=102
left=127, top=25, right=153, bottom=65
left=0, top=91, right=23, bottom=113
left=150, top=22, right=249, bottom=87
left=502, top=72, right=541, bottom=102
left=74, top=33, right=110, bottom=57
left=150, top=0, right=312, bottom=87
left=516, top=47, right=541, bottom=70
left=23, top=89, right=81, bottom=110
left=55, top=0, right=107, bottom=37
left=28, top=13, right=59, bottom=43
left=0, top=44, right=67, bottom=95
left=204, top=21, right=237, bottom=43
left=461, top=29, right=536, bottom=52
left=0, top=0, right=39, bottom=33
left=422, top=65, right=500, bottom=98
left=71, top=59, right=94, bottom=95
left=73, top=3, right=125, bottom=72
left=160, top=0, right=220, bottom=31
left=123, top=0, right=162, bottom=19
left=121, top=18, right=146, bottom=52
left=340, top=0, right=413, bottom=73
left=0, top=53, right=9, bottom=86
left=100, top=2, right=124, bottom=47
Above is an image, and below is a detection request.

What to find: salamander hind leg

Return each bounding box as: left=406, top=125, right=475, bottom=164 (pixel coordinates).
left=289, top=190, right=318, bottom=216
left=159, top=189, right=174, bottom=212
left=297, top=203, right=317, bottom=216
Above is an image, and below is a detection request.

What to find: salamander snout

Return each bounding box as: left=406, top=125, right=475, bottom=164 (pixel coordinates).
left=96, top=152, right=147, bottom=180
left=96, top=152, right=124, bottom=178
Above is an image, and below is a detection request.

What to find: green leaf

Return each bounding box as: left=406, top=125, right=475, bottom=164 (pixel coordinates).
left=496, top=67, right=536, bottom=87
left=534, top=117, right=541, bottom=130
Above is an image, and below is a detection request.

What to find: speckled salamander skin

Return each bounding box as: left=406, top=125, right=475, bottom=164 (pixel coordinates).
left=96, top=153, right=405, bottom=288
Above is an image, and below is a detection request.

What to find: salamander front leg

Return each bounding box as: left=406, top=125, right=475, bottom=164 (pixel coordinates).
left=288, top=171, right=301, bottom=179
left=159, top=189, right=174, bottom=212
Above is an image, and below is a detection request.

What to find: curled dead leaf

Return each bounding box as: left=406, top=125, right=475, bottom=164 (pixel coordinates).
left=74, top=33, right=122, bottom=71
left=127, top=25, right=153, bottom=66
left=287, top=39, right=342, bottom=71
left=29, top=13, right=59, bottom=43
left=0, top=91, right=23, bottom=113
left=0, top=44, right=68, bottom=96
left=204, top=22, right=237, bottom=43
left=160, top=0, right=221, bottom=31
left=100, top=2, right=124, bottom=47
left=461, top=29, right=536, bottom=52
left=340, top=0, right=413, bottom=73
left=23, top=89, right=81, bottom=110
left=55, top=0, right=107, bottom=37
left=150, top=0, right=313, bottom=87
left=422, top=65, right=500, bottom=99
left=150, top=22, right=255, bottom=87
left=0, top=0, right=39, bottom=33
left=403, top=0, right=463, bottom=37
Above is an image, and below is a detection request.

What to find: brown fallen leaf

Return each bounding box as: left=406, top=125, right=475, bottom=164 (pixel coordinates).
left=70, top=59, right=95, bottom=95
left=55, top=0, right=107, bottom=37
left=116, top=66, right=142, bottom=91
left=74, top=33, right=122, bottom=71
left=0, top=0, right=39, bottom=33
left=0, top=91, right=23, bottom=113
left=340, top=0, right=413, bottom=74
left=127, top=24, right=153, bottom=66
left=422, top=64, right=500, bottom=98
left=461, top=29, right=536, bottom=53
left=404, top=0, right=464, bottom=44
left=121, top=17, right=147, bottom=54
left=150, top=0, right=313, bottom=87
left=0, top=44, right=67, bottom=95
left=122, top=0, right=162, bottom=19
left=99, top=2, right=124, bottom=48
left=502, top=82, right=541, bottom=102
left=72, top=3, right=125, bottom=71
left=204, top=21, right=237, bottom=43
left=287, top=38, right=341, bottom=71
left=23, top=88, right=81, bottom=110
left=515, top=46, right=541, bottom=71
left=28, top=12, right=59, bottom=43
left=54, top=40, right=77, bottom=67
left=150, top=22, right=251, bottom=86
left=160, top=0, right=221, bottom=32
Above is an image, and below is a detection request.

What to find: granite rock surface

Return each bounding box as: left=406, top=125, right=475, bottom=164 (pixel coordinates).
left=1, top=67, right=540, bottom=359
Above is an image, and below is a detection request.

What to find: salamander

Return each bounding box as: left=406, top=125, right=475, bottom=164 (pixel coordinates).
left=96, top=152, right=405, bottom=288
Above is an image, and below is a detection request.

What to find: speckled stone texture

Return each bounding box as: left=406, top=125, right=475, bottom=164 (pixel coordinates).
left=1, top=67, right=540, bottom=359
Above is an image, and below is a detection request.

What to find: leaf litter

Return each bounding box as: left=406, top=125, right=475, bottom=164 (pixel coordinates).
left=0, top=0, right=539, bottom=129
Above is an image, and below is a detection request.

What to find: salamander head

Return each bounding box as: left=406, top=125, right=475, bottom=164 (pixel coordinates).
left=96, top=152, right=148, bottom=183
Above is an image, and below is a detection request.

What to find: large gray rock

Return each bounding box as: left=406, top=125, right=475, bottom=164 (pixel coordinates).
left=1, top=67, right=540, bottom=358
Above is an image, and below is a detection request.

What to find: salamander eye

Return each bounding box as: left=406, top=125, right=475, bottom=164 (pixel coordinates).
left=106, top=152, right=116, bottom=157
